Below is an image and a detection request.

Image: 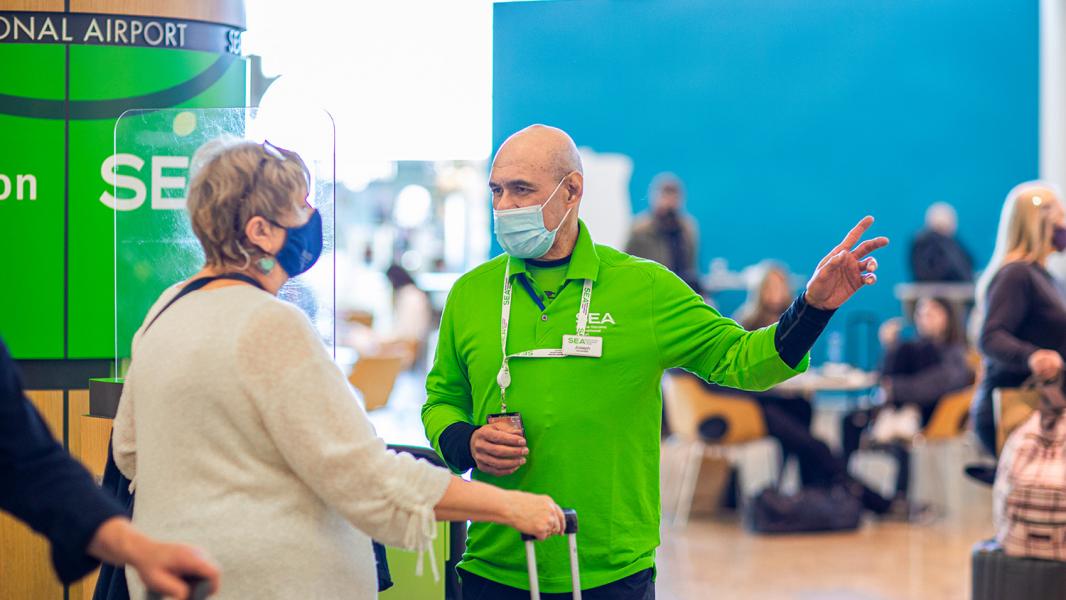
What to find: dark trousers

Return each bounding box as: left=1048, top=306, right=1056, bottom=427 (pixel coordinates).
left=459, top=568, right=655, bottom=600
left=756, top=396, right=892, bottom=514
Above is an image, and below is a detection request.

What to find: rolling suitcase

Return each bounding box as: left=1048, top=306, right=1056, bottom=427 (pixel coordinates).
left=971, top=539, right=1066, bottom=600
left=521, top=509, right=582, bottom=600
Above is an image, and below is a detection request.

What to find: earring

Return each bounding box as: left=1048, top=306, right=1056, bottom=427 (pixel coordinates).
left=257, top=256, right=276, bottom=275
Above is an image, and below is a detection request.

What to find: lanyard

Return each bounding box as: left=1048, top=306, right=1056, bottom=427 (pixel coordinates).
left=497, top=260, right=593, bottom=410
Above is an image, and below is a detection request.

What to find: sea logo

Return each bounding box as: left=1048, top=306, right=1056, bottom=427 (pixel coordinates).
left=584, top=312, right=616, bottom=334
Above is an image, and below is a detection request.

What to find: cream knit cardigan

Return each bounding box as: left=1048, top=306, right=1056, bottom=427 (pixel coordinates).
left=113, top=284, right=452, bottom=598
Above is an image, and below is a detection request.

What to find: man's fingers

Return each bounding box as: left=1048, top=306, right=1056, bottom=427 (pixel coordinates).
left=859, top=257, right=878, bottom=273
left=479, top=427, right=527, bottom=447
left=476, top=453, right=524, bottom=471
left=851, top=236, right=890, bottom=259
left=862, top=273, right=878, bottom=286
left=479, top=462, right=520, bottom=476
left=478, top=441, right=528, bottom=459
left=839, top=216, right=875, bottom=251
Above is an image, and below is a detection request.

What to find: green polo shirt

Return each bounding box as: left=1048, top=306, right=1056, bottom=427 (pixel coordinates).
left=422, top=221, right=807, bottom=592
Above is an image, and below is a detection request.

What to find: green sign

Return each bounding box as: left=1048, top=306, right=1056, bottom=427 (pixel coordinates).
left=0, top=16, right=246, bottom=359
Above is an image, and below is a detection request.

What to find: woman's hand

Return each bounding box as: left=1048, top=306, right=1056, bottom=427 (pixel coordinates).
left=504, top=492, right=566, bottom=540
left=1028, top=349, right=1065, bottom=381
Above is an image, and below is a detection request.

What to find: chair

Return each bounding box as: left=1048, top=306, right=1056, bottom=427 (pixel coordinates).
left=348, top=353, right=407, bottom=412
left=661, top=373, right=772, bottom=526
left=904, top=349, right=982, bottom=513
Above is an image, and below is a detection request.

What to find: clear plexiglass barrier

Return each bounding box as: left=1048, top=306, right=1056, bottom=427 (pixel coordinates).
left=113, top=107, right=336, bottom=375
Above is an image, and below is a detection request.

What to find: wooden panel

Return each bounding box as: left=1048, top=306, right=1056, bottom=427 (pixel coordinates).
left=1, top=0, right=65, bottom=10
left=70, top=0, right=246, bottom=28
left=0, top=391, right=66, bottom=600
left=68, top=390, right=112, bottom=478
left=68, top=390, right=112, bottom=600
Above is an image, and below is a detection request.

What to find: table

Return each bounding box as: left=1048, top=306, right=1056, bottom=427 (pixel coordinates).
left=773, top=365, right=879, bottom=400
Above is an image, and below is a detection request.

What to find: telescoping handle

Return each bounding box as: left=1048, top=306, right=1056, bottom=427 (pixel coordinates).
left=521, top=508, right=581, bottom=600
left=146, top=575, right=212, bottom=600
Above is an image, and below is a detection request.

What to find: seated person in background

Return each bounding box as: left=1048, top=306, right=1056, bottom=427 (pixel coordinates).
left=625, top=172, right=702, bottom=292
left=971, top=181, right=1066, bottom=457
left=910, top=202, right=974, bottom=282
left=348, top=264, right=434, bottom=366
left=841, top=297, right=974, bottom=504
left=688, top=263, right=920, bottom=519
left=870, top=297, right=974, bottom=444
left=385, top=263, right=433, bottom=348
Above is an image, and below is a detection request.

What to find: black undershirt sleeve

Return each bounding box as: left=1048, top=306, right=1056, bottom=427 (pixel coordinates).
left=774, top=290, right=836, bottom=369
left=437, top=421, right=479, bottom=472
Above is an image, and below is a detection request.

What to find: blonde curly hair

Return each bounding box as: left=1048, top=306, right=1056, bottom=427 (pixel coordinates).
left=186, top=138, right=310, bottom=269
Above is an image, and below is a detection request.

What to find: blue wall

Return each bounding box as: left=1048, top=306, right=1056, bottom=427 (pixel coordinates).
left=493, top=0, right=1038, bottom=345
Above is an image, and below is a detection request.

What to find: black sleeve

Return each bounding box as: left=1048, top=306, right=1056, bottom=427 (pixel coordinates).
left=887, top=344, right=976, bottom=407
left=774, top=291, right=836, bottom=369
left=979, top=265, right=1039, bottom=370
left=438, top=421, right=479, bottom=472
left=0, top=339, right=125, bottom=583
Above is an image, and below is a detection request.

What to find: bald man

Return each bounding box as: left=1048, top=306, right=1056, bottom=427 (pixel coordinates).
left=422, top=125, right=889, bottom=598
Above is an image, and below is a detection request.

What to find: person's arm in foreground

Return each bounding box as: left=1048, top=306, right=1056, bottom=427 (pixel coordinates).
left=0, top=339, right=219, bottom=598
left=657, top=216, right=888, bottom=388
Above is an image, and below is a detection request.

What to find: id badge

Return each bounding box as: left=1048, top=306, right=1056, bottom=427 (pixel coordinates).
left=562, top=335, right=603, bottom=357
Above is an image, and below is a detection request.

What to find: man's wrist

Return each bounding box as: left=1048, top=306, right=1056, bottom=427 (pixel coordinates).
left=439, top=422, right=479, bottom=472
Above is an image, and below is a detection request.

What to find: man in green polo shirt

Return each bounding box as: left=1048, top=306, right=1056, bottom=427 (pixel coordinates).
left=422, top=125, right=888, bottom=598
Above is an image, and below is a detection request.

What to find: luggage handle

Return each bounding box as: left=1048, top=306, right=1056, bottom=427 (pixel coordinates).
left=521, top=508, right=581, bottom=600
left=146, top=575, right=212, bottom=600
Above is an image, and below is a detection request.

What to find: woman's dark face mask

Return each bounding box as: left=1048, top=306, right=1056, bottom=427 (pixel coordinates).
left=270, top=210, right=324, bottom=277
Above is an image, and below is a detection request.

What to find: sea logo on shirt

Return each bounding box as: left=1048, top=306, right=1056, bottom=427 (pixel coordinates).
left=583, top=312, right=616, bottom=334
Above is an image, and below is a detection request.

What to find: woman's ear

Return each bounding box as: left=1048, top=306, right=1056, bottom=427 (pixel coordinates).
left=244, top=216, right=280, bottom=254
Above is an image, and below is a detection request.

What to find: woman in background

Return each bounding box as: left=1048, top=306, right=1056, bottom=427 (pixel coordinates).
left=849, top=297, right=974, bottom=447
left=841, top=297, right=974, bottom=503
left=385, top=263, right=433, bottom=360
left=971, top=181, right=1066, bottom=457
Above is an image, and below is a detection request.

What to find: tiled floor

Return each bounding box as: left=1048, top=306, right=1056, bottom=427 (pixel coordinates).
left=655, top=513, right=990, bottom=599
left=368, top=372, right=995, bottom=599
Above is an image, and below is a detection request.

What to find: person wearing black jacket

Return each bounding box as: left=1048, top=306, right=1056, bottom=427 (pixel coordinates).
left=972, top=182, right=1066, bottom=456
left=842, top=297, right=975, bottom=500
left=910, top=202, right=974, bottom=282
left=0, top=338, right=220, bottom=598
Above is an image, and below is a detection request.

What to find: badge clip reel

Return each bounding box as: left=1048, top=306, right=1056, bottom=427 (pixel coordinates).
left=488, top=366, right=524, bottom=434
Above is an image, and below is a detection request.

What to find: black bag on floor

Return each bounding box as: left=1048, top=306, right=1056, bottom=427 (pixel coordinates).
left=746, top=485, right=862, bottom=534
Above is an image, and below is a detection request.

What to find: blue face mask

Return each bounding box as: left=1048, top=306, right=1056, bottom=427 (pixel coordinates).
left=493, top=176, right=572, bottom=259
left=270, top=209, right=323, bottom=277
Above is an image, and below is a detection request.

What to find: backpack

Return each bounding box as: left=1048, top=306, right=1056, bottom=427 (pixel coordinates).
left=994, top=376, right=1066, bottom=560
left=746, top=484, right=862, bottom=534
